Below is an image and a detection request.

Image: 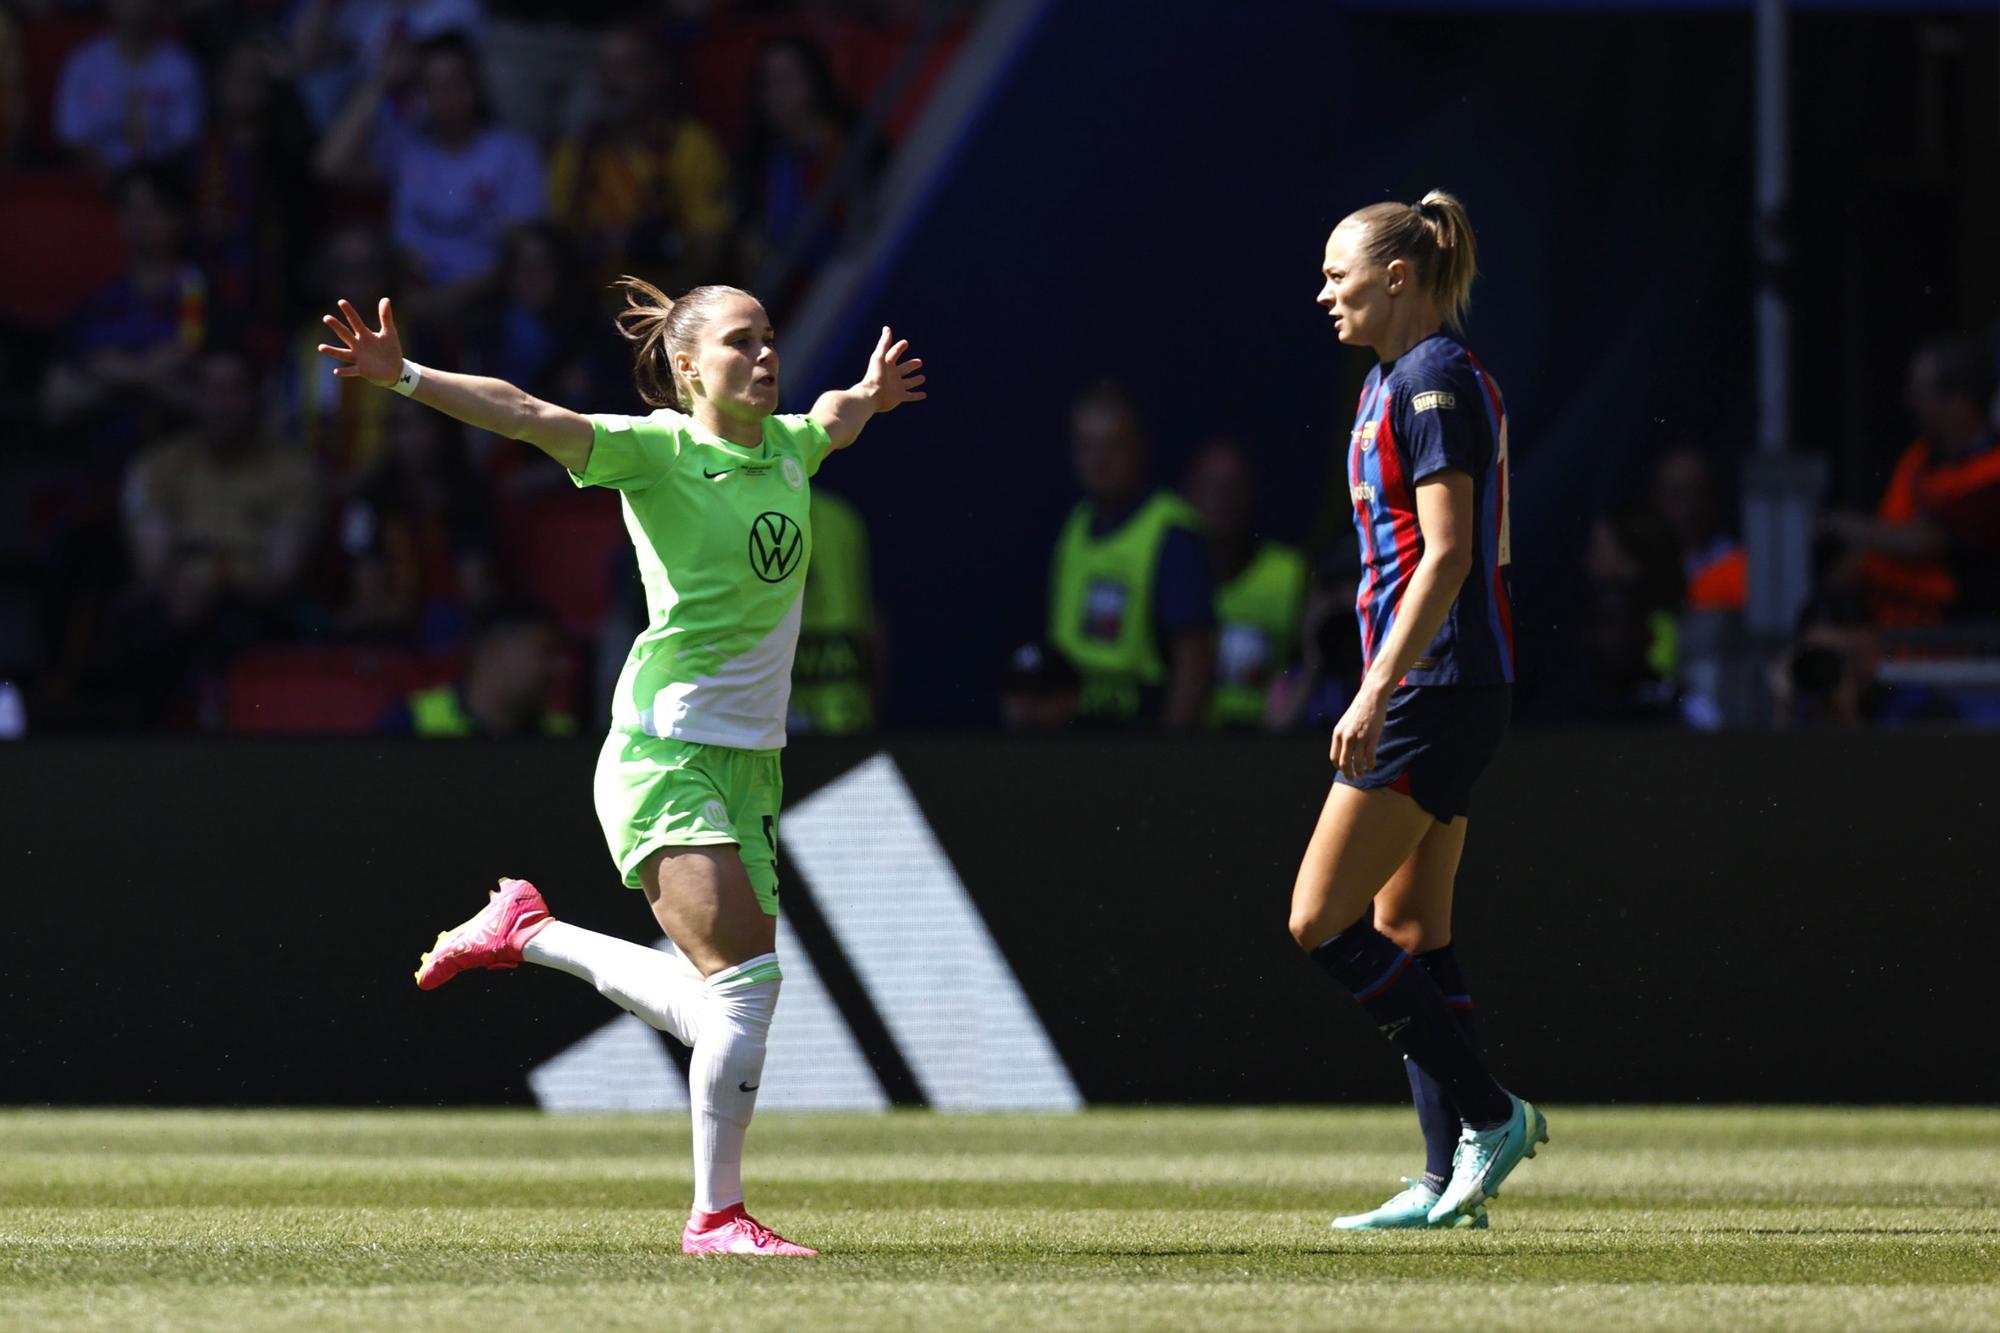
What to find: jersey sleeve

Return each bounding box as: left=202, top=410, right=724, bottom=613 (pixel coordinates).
left=569, top=413, right=684, bottom=491
left=771, top=413, right=837, bottom=477
left=1392, top=367, right=1483, bottom=483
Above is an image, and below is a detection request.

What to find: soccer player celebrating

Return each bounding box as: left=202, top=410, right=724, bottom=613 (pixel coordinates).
left=1289, top=192, right=1546, bottom=1231
left=317, top=282, right=924, bottom=1256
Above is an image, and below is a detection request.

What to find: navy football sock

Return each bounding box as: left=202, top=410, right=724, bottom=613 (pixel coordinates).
left=1312, top=916, right=1510, bottom=1128
left=1406, top=945, right=1479, bottom=1186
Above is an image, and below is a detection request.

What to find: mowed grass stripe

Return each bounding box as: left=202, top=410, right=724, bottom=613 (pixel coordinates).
left=4, top=1280, right=1998, bottom=1333
left=6, top=1207, right=1997, bottom=1286
left=1, top=1109, right=1996, bottom=1332
left=6, top=1106, right=1997, bottom=1153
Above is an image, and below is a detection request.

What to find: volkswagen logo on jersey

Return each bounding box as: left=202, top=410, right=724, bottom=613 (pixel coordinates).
left=748, top=511, right=805, bottom=583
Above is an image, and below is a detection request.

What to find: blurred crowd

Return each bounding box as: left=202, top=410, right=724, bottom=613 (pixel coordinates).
left=1003, top=381, right=1353, bottom=737
left=3, top=3, right=1996, bottom=739
left=1010, top=328, right=2000, bottom=735
left=1578, top=335, right=2000, bottom=730
left=0, top=0, right=971, bottom=735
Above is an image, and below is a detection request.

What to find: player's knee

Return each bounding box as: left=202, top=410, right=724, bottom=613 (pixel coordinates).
left=1374, top=910, right=1448, bottom=954
left=1374, top=910, right=1444, bottom=953
left=1372, top=910, right=1418, bottom=951
left=1288, top=907, right=1330, bottom=953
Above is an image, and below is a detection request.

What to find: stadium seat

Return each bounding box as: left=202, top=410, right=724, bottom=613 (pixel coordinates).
left=500, top=490, right=630, bottom=642
left=409, top=649, right=466, bottom=692
left=224, top=645, right=416, bottom=735
left=0, top=171, right=122, bottom=326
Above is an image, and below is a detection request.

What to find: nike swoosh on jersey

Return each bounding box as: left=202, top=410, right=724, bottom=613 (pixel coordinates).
left=704, top=468, right=736, bottom=479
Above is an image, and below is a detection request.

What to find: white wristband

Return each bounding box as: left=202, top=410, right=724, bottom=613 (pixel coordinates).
left=391, top=359, right=424, bottom=396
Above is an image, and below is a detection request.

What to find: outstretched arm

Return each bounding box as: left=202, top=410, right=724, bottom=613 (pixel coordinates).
left=313, top=68, right=388, bottom=186
left=318, top=298, right=594, bottom=474
left=810, top=325, right=927, bottom=452
left=1821, top=510, right=1945, bottom=562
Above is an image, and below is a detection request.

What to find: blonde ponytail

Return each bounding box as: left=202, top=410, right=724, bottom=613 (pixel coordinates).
left=1413, top=190, right=1477, bottom=333
left=610, top=276, right=757, bottom=410
left=1345, top=190, right=1480, bottom=333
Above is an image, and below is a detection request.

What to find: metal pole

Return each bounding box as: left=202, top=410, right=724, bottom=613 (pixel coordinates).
left=1736, top=0, right=1822, bottom=714
left=1754, top=0, right=1788, bottom=458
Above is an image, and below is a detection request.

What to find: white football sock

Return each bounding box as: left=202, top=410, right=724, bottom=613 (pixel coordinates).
left=689, top=953, right=781, bottom=1214
left=522, top=921, right=707, bottom=1047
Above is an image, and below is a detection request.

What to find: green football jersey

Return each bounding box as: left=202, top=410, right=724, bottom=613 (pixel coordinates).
left=571, top=408, right=834, bottom=750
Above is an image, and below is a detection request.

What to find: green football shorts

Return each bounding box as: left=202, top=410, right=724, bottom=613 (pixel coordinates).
left=591, top=731, right=784, bottom=915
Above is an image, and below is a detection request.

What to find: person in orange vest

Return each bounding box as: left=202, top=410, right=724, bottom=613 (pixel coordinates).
left=1648, top=447, right=1747, bottom=728
left=1821, top=338, right=2000, bottom=624
left=1653, top=448, right=1745, bottom=613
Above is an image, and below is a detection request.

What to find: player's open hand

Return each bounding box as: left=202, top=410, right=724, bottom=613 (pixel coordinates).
left=1329, top=687, right=1388, bottom=780
left=858, top=326, right=926, bottom=413
left=317, top=297, right=404, bottom=388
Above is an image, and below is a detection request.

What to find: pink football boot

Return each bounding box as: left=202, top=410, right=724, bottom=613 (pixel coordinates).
left=414, top=878, right=553, bottom=990
left=681, top=1205, right=819, bottom=1257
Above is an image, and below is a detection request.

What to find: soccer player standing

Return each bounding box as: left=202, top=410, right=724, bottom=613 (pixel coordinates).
left=1288, top=193, right=1547, bottom=1230
left=317, top=281, right=923, bottom=1256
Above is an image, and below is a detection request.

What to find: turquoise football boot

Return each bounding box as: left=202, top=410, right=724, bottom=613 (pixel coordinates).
left=1427, top=1094, right=1549, bottom=1225
left=1332, top=1178, right=1489, bottom=1231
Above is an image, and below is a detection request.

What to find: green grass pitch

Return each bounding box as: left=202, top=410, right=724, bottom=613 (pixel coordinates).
left=4, top=1107, right=1997, bottom=1331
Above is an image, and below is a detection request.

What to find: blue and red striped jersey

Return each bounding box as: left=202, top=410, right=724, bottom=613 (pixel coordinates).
left=1346, top=332, right=1514, bottom=686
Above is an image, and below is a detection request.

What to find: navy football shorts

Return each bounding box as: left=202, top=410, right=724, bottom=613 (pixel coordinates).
left=1334, top=684, right=1510, bottom=821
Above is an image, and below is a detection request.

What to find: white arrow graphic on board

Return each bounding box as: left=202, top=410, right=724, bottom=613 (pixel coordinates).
left=528, top=753, right=1080, bottom=1112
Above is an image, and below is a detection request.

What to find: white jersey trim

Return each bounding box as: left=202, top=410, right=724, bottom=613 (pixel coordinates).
left=621, top=593, right=803, bottom=752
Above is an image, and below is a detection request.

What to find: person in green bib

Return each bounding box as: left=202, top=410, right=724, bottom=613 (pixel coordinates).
left=379, top=607, right=578, bottom=739
left=1184, top=438, right=1307, bottom=730
left=315, top=276, right=924, bottom=1257
left=1047, top=381, right=1216, bottom=727
left=788, top=486, right=880, bottom=735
